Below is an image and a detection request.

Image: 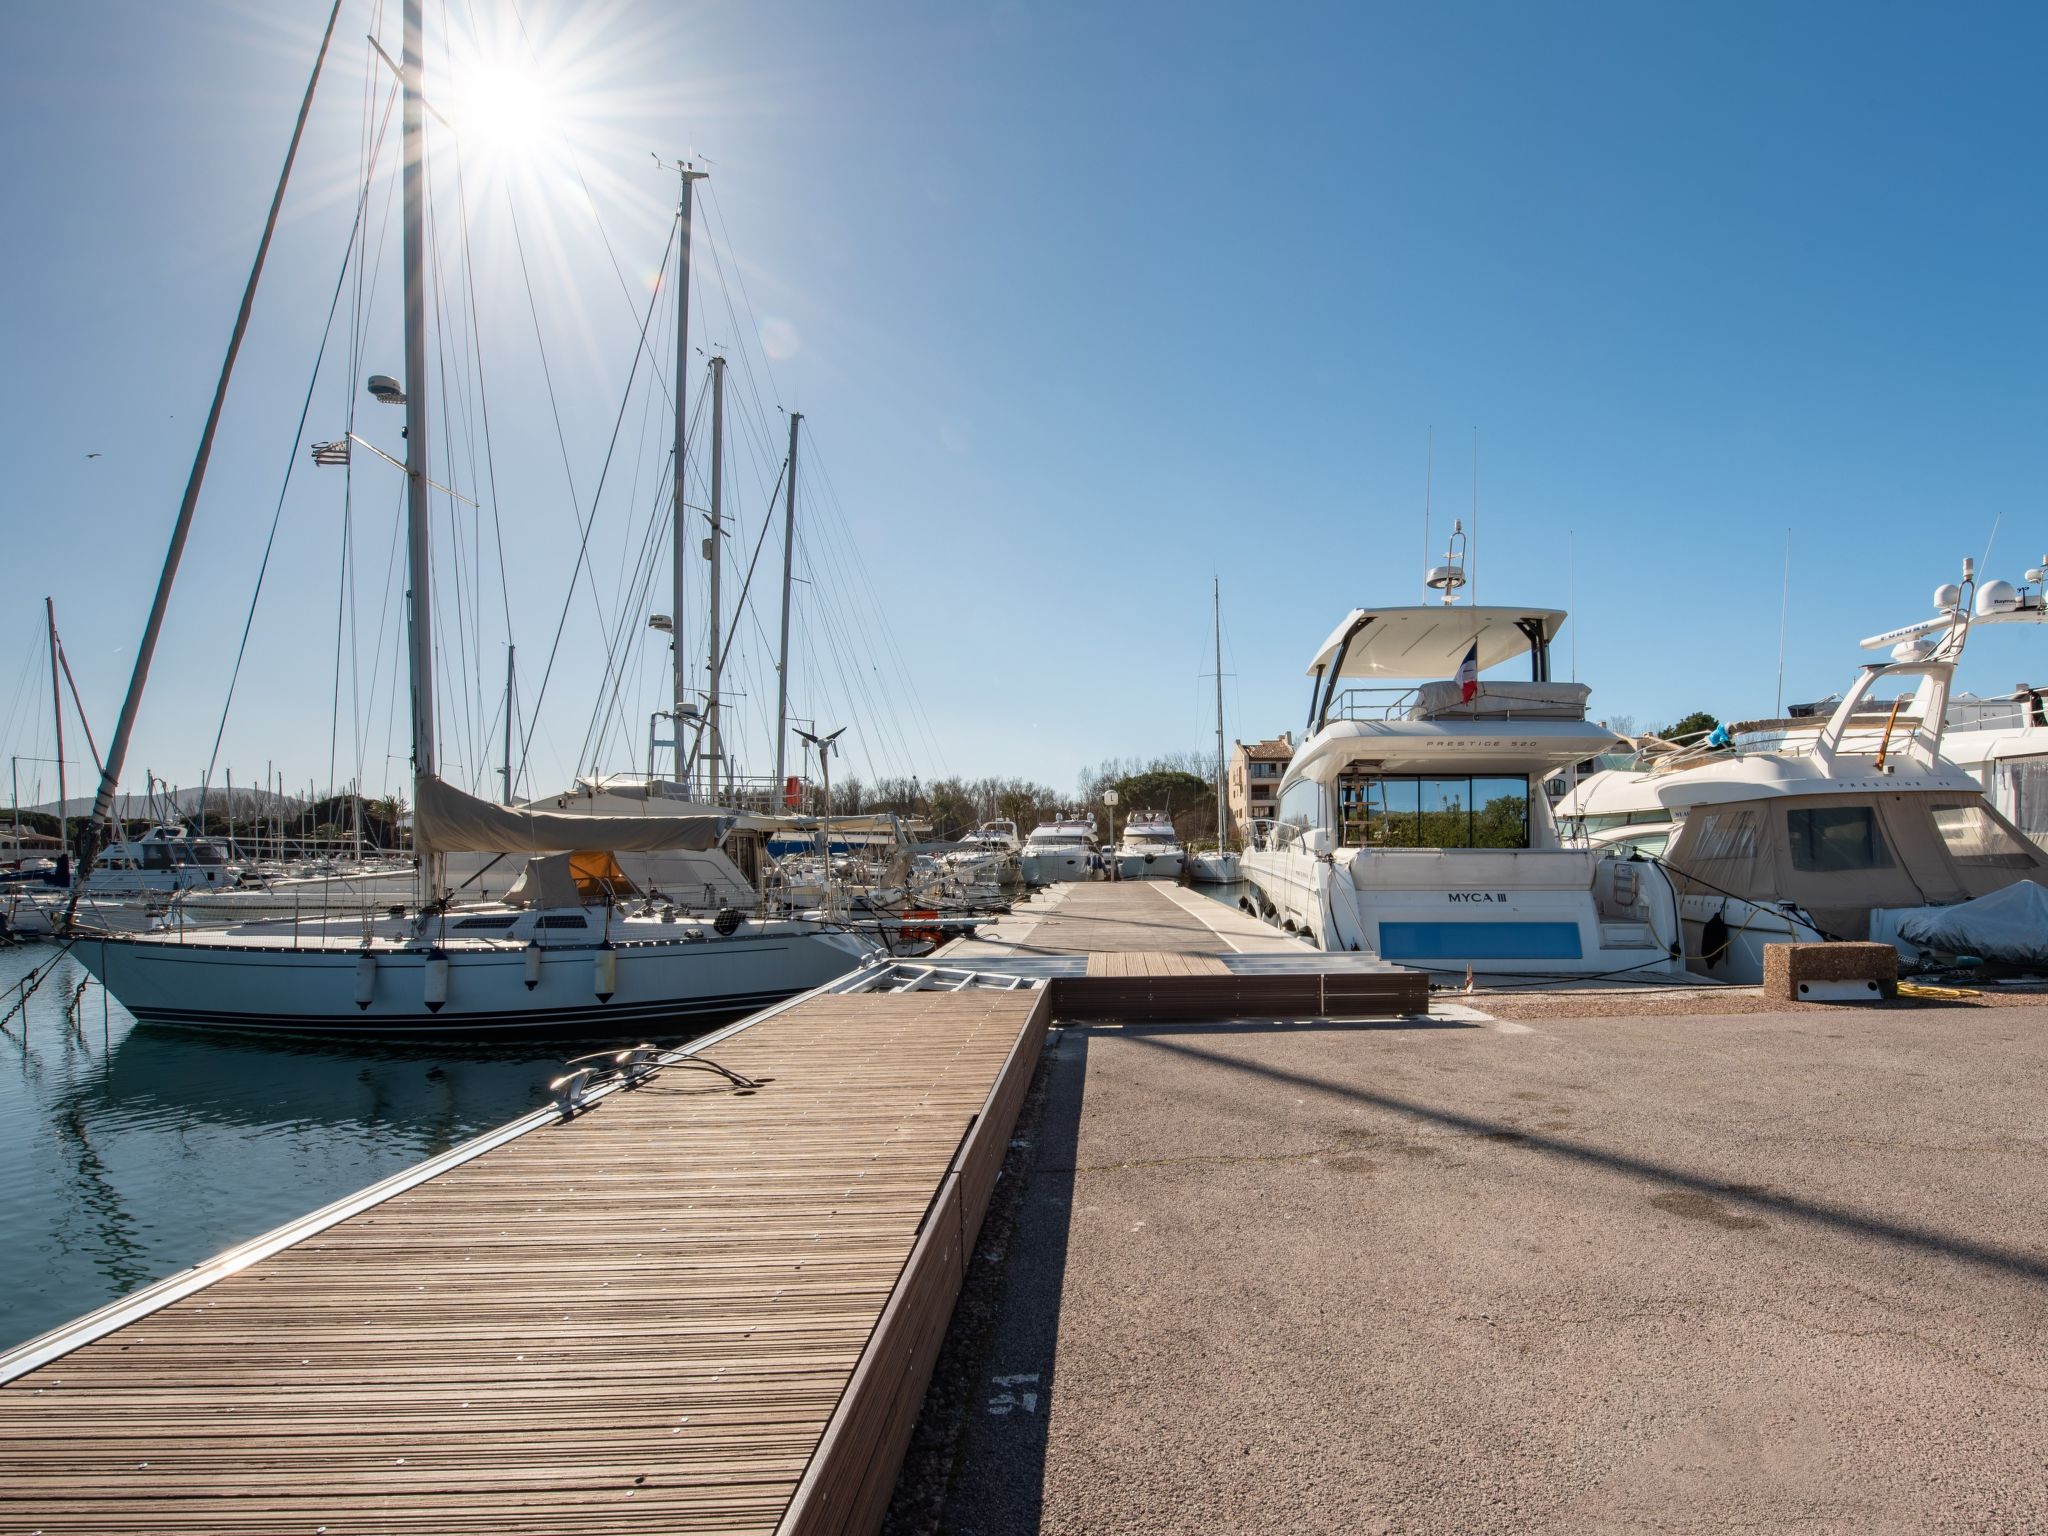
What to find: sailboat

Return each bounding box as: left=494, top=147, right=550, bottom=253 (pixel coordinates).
left=71, top=1, right=876, bottom=1035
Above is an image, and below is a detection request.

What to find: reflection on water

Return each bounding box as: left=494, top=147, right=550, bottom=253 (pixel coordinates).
left=0, top=944, right=707, bottom=1353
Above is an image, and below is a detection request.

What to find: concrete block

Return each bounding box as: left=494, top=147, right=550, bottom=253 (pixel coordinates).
left=1762, top=942, right=1898, bottom=1003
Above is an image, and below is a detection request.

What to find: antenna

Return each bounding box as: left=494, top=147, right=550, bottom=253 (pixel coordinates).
left=1774, top=529, right=1790, bottom=718
left=1568, top=529, right=1577, bottom=685
left=1421, top=428, right=1434, bottom=605
left=1468, top=427, right=1479, bottom=609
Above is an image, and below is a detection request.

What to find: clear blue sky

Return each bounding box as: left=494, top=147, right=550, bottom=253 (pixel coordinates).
left=3, top=0, right=2044, bottom=810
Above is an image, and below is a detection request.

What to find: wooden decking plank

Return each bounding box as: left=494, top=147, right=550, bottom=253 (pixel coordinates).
left=0, top=987, right=1049, bottom=1536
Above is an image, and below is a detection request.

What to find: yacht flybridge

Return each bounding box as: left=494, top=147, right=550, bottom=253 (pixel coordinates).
left=1242, top=555, right=1685, bottom=979
left=1555, top=561, right=2048, bottom=981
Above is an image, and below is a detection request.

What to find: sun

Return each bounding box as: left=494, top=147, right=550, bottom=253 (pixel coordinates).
left=450, top=51, right=565, bottom=168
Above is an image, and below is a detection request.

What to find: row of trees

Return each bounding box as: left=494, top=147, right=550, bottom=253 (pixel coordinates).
left=823, top=752, right=1225, bottom=846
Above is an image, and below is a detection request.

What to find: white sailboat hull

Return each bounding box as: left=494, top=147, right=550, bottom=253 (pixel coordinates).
left=75, top=924, right=875, bottom=1037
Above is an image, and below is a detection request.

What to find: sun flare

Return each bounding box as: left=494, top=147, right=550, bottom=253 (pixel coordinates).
left=451, top=52, right=565, bottom=168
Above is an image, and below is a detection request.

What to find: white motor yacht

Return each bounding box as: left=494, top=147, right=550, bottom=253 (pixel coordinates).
left=1555, top=564, right=2048, bottom=981
left=1941, top=686, right=2048, bottom=849
left=80, top=825, right=243, bottom=895
left=1241, top=555, right=1685, bottom=980
left=1019, top=815, right=1099, bottom=885
left=1113, top=813, right=1186, bottom=880
left=943, top=820, right=1022, bottom=883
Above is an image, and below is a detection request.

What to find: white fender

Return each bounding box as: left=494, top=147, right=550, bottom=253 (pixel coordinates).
left=523, top=941, right=542, bottom=990
left=354, top=951, right=377, bottom=1010
left=423, top=951, right=449, bottom=1013
left=593, top=944, right=618, bottom=1002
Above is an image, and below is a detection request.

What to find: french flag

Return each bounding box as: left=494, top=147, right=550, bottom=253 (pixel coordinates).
left=1457, top=641, right=1479, bottom=703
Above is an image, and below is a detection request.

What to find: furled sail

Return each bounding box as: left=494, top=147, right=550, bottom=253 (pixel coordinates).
left=413, top=774, right=726, bottom=854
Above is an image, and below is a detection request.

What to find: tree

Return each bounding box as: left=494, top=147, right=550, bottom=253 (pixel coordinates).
left=1657, top=710, right=1719, bottom=741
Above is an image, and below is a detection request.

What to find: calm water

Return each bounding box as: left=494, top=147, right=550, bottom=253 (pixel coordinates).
left=0, top=943, right=643, bottom=1353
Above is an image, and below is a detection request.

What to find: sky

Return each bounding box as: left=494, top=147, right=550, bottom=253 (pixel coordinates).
left=2, top=0, right=2045, bottom=812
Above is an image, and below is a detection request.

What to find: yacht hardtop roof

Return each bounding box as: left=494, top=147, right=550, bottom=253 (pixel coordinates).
left=1308, top=606, right=1568, bottom=680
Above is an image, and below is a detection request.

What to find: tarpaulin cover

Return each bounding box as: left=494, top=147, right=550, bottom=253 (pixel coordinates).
left=413, top=774, right=725, bottom=854
left=1875, top=880, right=2048, bottom=964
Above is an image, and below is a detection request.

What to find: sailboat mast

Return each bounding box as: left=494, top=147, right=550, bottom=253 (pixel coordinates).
left=670, top=164, right=705, bottom=785
left=704, top=355, right=726, bottom=802
left=501, top=644, right=515, bottom=805
left=399, top=0, right=438, bottom=890
left=46, top=598, right=67, bottom=860
left=774, top=411, right=802, bottom=788
left=1211, top=579, right=1225, bottom=849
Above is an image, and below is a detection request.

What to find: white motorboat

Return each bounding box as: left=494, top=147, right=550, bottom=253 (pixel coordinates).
left=1113, top=813, right=1186, bottom=880
left=1019, top=815, right=1099, bottom=885
left=943, top=820, right=1022, bottom=883
left=1941, top=686, right=2048, bottom=848
left=80, top=825, right=244, bottom=895
left=1555, top=564, right=2048, bottom=981
left=1241, top=542, right=1686, bottom=980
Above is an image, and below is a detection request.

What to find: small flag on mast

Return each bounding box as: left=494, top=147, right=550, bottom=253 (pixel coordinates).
left=310, top=439, right=350, bottom=466
left=1457, top=640, right=1479, bottom=703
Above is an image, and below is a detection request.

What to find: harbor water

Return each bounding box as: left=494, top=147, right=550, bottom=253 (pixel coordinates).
left=0, top=943, right=598, bottom=1353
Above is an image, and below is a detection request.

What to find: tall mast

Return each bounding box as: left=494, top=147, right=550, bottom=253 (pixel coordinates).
left=1211, top=578, right=1225, bottom=850
left=669, top=163, right=707, bottom=785
left=500, top=644, right=515, bottom=804
left=704, top=354, right=726, bottom=802
left=73, top=1, right=342, bottom=899
left=46, top=598, right=67, bottom=860
left=399, top=0, right=438, bottom=889
left=773, top=411, right=802, bottom=788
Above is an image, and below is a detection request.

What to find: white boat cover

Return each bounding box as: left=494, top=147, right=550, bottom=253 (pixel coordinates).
left=1308, top=607, right=1567, bottom=680
left=414, top=774, right=725, bottom=854
left=1874, top=880, right=2048, bottom=964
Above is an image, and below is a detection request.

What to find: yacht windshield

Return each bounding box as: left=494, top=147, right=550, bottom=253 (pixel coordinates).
left=1339, top=774, right=1531, bottom=850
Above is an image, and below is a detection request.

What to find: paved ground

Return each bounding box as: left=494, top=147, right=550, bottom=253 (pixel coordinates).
left=905, top=1002, right=2048, bottom=1534
left=945, top=880, right=1312, bottom=965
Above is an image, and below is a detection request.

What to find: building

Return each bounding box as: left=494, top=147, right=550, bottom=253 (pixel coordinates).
left=1227, top=732, right=1294, bottom=835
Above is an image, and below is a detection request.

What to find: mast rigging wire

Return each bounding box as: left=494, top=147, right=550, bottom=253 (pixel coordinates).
left=80, top=0, right=347, bottom=906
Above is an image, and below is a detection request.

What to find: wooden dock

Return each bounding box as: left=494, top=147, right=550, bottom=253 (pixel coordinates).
left=0, top=966, right=1048, bottom=1536
left=0, top=886, right=1428, bottom=1536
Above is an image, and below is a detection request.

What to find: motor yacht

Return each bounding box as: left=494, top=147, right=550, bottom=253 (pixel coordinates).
left=1112, top=813, right=1186, bottom=880
left=1555, top=563, right=2048, bottom=980
left=1019, top=815, right=1099, bottom=885
left=1241, top=549, right=1685, bottom=980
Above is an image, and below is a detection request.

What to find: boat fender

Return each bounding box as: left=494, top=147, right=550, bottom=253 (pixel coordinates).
left=713, top=908, right=742, bottom=937
left=354, top=951, right=377, bottom=1010
left=423, top=950, right=450, bottom=1013
left=523, top=940, right=542, bottom=990
left=1702, top=910, right=1730, bottom=968
left=594, top=943, right=618, bottom=1002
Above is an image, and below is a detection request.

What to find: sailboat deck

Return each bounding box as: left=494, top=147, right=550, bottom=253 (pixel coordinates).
left=0, top=982, right=1049, bottom=1535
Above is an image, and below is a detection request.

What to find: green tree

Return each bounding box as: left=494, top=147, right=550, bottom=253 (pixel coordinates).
left=1658, top=710, right=1720, bottom=741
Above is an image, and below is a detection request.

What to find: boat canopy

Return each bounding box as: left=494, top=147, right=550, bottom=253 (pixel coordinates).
left=1307, top=607, right=1567, bottom=680
left=504, top=851, right=639, bottom=907
left=414, top=774, right=726, bottom=854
